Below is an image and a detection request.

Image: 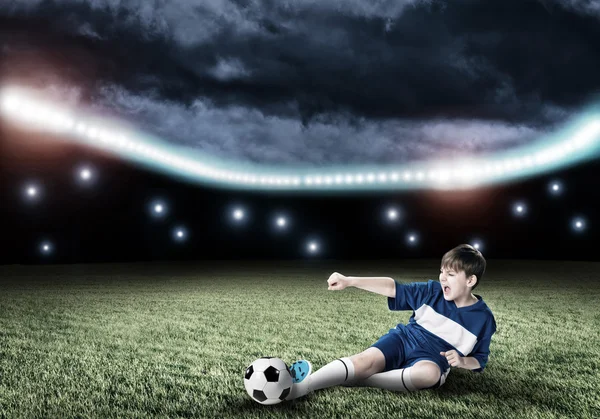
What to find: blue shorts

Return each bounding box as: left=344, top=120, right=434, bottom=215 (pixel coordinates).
left=371, top=327, right=450, bottom=387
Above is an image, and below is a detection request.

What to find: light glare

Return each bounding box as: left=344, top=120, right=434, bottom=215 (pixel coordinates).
left=233, top=208, right=244, bottom=220
left=512, top=201, right=528, bottom=217
left=406, top=233, right=419, bottom=246
left=173, top=226, right=188, bottom=242
left=150, top=200, right=168, bottom=218
left=40, top=241, right=53, bottom=255
left=80, top=168, right=92, bottom=180
left=3, top=88, right=600, bottom=192
left=572, top=217, right=586, bottom=232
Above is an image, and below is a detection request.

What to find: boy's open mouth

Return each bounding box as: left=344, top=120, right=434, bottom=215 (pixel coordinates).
left=443, top=286, right=450, bottom=293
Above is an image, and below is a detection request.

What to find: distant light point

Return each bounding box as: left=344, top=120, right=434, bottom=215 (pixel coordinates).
left=548, top=180, right=563, bottom=196
left=572, top=217, right=586, bottom=232
left=150, top=200, right=168, bottom=218
left=512, top=202, right=527, bottom=217
left=406, top=233, right=419, bottom=246
left=233, top=208, right=244, bottom=221
left=173, top=226, right=188, bottom=242
left=23, top=183, right=41, bottom=202
left=40, top=241, right=52, bottom=255
left=80, top=168, right=92, bottom=180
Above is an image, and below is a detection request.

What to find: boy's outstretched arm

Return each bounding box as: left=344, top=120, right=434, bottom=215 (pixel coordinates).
left=327, top=272, right=396, bottom=298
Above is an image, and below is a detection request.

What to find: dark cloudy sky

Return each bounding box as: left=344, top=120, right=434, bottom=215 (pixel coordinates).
left=2, top=1, right=600, bottom=264
left=2, top=0, right=600, bottom=167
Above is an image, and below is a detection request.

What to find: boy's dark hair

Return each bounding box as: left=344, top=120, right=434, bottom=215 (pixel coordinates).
left=441, top=244, right=486, bottom=290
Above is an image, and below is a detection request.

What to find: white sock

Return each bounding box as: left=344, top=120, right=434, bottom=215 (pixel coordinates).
left=354, top=367, right=417, bottom=392
left=309, top=357, right=356, bottom=392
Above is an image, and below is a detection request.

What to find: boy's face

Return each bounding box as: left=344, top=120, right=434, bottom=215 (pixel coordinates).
left=439, top=265, right=476, bottom=301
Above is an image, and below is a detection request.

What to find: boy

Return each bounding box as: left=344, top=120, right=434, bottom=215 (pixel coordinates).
left=286, top=243, right=496, bottom=400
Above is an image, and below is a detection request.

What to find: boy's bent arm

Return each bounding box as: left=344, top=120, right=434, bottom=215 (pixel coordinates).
left=348, top=276, right=396, bottom=298
left=460, top=357, right=482, bottom=371
left=441, top=351, right=482, bottom=371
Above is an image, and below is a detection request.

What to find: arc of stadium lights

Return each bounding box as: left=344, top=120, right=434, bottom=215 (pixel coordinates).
left=3, top=87, right=600, bottom=192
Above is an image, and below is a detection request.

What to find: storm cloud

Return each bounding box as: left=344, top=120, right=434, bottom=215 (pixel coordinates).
left=1, top=0, right=599, bottom=165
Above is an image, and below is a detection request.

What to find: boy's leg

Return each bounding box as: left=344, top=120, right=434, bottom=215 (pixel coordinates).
left=353, top=360, right=447, bottom=392
left=286, top=347, right=385, bottom=400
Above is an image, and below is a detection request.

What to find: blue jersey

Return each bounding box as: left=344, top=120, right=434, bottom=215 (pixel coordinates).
left=387, top=280, right=496, bottom=372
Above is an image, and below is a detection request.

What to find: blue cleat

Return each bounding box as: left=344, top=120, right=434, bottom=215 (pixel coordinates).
left=285, top=360, right=313, bottom=400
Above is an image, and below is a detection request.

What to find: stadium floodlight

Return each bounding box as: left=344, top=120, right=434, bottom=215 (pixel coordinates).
left=73, top=164, right=96, bottom=184
left=74, top=164, right=98, bottom=187
left=276, top=216, right=287, bottom=228
left=1, top=93, right=18, bottom=112
left=571, top=217, right=586, bottom=233
left=406, top=232, right=419, bottom=246
left=233, top=208, right=245, bottom=221
left=173, top=226, right=188, bottom=242
left=150, top=200, right=168, bottom=219
left=40, top=241, right=53, bottom=255
left=548, top=180, right=563, bottom=196
left=307, top=241, right=319, bottom=254
left=2, top=87, right=600, bottom=192
left=471, top=239, right=483, bottom=252
left=438, top=170, right=451, bottom=183
left=386, top=207, right=400, bottom=222
left=23, top=183, right=41, bottom=202
left=26, top=185, right=37, bottom=197
left=512, top=201, right=528, bottom=217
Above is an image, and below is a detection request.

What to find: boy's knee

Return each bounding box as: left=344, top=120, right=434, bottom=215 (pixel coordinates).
left=411, top=361, right=441, bottom=389
left=350, top=348, right=385, bottom=377
left=349, top=351, right=371, bottom=372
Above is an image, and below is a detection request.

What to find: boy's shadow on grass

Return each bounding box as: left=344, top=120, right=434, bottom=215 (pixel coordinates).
left=218, top=370, right=575, bottom=417
left=435, top=370, right=545, bottom=397
left=432, top=369, right=574, bottom=415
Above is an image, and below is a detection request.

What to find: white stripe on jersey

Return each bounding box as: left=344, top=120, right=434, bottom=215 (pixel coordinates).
left=414, top=305, right=478, bottom=355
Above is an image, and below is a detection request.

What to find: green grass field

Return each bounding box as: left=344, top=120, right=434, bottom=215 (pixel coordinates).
left=0, top=259, right=599, bottom=418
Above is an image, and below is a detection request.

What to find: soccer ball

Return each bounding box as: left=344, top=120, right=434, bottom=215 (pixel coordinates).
left=244, top=357, right=293, bottom=405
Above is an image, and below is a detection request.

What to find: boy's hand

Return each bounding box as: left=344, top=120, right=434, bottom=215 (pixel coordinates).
left=327, top=272, right=350, bottom=290
left=440, top=350, right=465, bottom=368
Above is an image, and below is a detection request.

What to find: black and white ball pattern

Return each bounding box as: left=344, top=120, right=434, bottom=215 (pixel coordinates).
left=244, top=357, right=293, bottom=405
